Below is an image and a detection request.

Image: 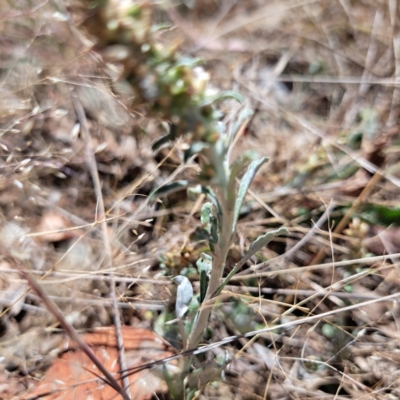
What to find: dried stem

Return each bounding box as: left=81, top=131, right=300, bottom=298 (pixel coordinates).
left=72, top=93, right=131, bottom=398
left=15, top=261, right=129, bottom=400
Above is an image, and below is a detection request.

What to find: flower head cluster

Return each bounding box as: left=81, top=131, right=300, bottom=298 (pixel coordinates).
left=83, top=0, right=225, bottom=164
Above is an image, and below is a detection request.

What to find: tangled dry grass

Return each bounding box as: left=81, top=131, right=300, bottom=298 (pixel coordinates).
left=1, top=0, right=400, bottom=399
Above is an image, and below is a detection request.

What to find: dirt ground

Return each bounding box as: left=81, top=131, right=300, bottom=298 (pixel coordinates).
left=1, top=1, right=400, bottom=399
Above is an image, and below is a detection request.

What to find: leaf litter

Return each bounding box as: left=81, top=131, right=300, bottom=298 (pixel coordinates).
left=1, top=0, right=400, bottom=399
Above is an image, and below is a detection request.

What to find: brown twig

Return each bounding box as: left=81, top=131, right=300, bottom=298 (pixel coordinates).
left=15, top=261, right=129, bottom=400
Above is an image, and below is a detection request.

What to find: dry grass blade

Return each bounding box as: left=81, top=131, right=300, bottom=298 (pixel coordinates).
left=72, top=94, right=131, bottom=398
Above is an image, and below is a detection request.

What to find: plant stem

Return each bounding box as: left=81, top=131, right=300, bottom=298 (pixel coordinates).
left=186, top=190, right=235, bottom=351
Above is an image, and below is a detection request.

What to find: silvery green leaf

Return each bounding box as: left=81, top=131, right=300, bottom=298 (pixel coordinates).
left=187, top=185, right=222, bottom=228
left=149, top=180, right=190, bottom=204
left=200, top=90, right=244, bottom=107
left=201, top=252, right=212, bottom=262
left=213, top=134, right=229, bottom=159
left=205, top=138, right=229, bottom=188
left=230, top=151, right=258, bottom=178
left=172, top=275, right=194, bottom=318
left=240, top=227, right=289, bottom=265
left=200, top=203, right=219, bottom=245
left=215, top=121, right=227, bottom=135
left=215, top=229, right=288, bottom=296
left=175, top=56, right=203, bottom=68
left=233, top=157, right=269, bottom=232
left=196, top=252, right=212, bottom=273
left=184, top=141, right=210, bottom=161
left=201, top=202, right=213, bottom=225
left=229, top=107, right=254, bottom=144
left=227, top=150, right=258, bottom=202
left=201, top=186, right=222, bottom=217
left=187, top=184, right=202, bottom=201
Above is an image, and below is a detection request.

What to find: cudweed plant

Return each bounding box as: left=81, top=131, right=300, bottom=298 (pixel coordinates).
left=83, top=0, right=288, bottom=397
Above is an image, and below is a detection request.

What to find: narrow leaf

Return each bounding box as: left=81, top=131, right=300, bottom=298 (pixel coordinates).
left=149, top=180, right=190, bottom=204
left=152, top=132, right=174, bottom=151
left=214, top=227, right=289, bottom=297
left=201, top=186, right=222, bottom=218
left=230, top=151, right=258, bottom=180
left=229, top=107, right=254, bottom=144
left=227, top=150, right=258, bottom=203
left=233, top=157, right=269, bottom=231
left=209, top=215, right=219, bottom=244
left=203, top=136, right=229, bottom=188
left=196, top=254, right=212, bottom=304
left=190, top=227, right=211, bottom=242
left=200, top=202, right=219, bottom=246
left=240, top=227, right=289, bottom=265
